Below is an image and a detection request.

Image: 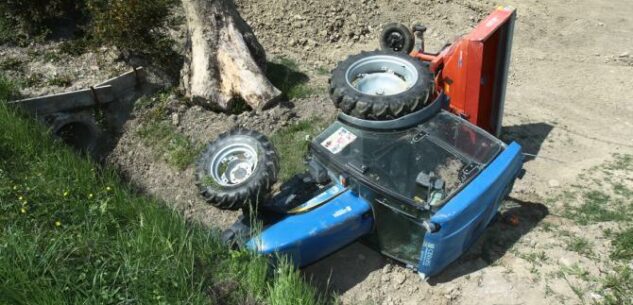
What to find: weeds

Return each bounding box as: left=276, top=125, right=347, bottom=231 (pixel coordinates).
left=519, top=251, right=548, bottom=265
left=0, top=0, right=80, bottom=36
left=611, top=227, right=633, bottom=260
left=227, top=97, right=253, bottom=115
left=86, top=0, right=177, bottom=54
left=0, top=57, right=25, bottom=72
left=566, top=236, right=593, bottom=257
left=137, top=121, right=201, bottom=170
left=0, top=14, right=22, bottom=45
left=268, top=260, right=326, bottom=305
left=1, top=0, right=175, bottom=57
left=316, top=66, right=331, bottom=75
left=563, top=190, right=627, bottom=225
left=558, top=154, right=633, bottom=226
left=59, top=38, right=90, bottom=56
left=0, top=74, right=19, bottom=101
left=47, top=74, right=73, bottom=87
left=601, top=265, right=633, bottom=305
left=0, top=80, right=325, bottom=305
left=270, top=118, right=327, bottom=182
left=20, top=73, right=45, bottom=88
left=267, top=57, right=318, bottom=100
left=135, top=89, right=175, bottom=122
left=42, top=51, right=64, bottom=62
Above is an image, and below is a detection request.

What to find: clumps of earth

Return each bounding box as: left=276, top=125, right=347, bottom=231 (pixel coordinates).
left=235, top=0, right=495, bottom=68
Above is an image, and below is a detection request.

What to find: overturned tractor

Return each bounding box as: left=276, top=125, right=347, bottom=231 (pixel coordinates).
left=195, top=7, right=520, bottom=279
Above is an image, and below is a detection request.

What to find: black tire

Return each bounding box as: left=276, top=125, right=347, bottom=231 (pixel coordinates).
left=380, top=23, right=414, bottom=53
left=329, top=50, right=435, bottom=120
left=195, top=129, right=279, bottom=211
left=50, top=112, right=101, bottom=155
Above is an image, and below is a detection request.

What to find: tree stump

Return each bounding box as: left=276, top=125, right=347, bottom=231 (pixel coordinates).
left=181, top=0, right=281, bottom=110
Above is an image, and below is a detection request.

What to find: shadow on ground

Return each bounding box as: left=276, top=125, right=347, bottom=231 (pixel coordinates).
left=303, top=196, right=548, bottom=292
left=501, top=122, right=554, bottom=162
left=266, top=60, right=310, bottom=102
left=303, top=242, right=386, bottom=294
left=429, top=196, right=549, bottom=284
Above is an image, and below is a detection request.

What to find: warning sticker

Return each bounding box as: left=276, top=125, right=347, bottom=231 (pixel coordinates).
left=320, top=127, right=357, bottom=154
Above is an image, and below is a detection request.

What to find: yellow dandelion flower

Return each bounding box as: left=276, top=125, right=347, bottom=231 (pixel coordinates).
left=106, top=186, right=112, bottom=192
left=55, top=220, right=62, bottom=227
left=18, top=196, right=24, bottom=201
left=63, top=191, right=69, bottom=197
left=88, top=193, right=94, bottom=199
left=12, top=185, right=18, bottom=190
left=20, top=207, right=27, bottom=214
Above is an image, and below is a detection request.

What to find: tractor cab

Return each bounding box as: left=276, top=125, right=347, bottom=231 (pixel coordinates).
left=306, top=94, right=507, bottom=267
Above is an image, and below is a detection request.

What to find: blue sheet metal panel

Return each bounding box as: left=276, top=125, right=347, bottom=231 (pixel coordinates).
left=288, top=184, right=346, bottom=214
left=418, top=142, right=523, bottom=276
left=246, top=188, right=373, bottom=267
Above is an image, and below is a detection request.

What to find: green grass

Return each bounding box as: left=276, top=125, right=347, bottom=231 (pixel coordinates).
left=20, top=73, right=45, bottom=88
left=0, top=15, right=26, bottom=46
left=565, top=236, right=593, bottom=257
left=558, top=154, right=633, bottom=225
left=0, top=79, right=325, bottom=305
left=315, top=66, right=330, bottom=76
left=47, top=74, right=73, bottom=87
left=563, top=190, right=628, bottom=225
left=137, top=120, right=201, bottom=170
left=519, top=251, right=548, bottom=265
left=59, top=38, right=90, bottom=56
left=0, top=74, right=20, bottom=101
left=601, top=266, right=633, bottom=305
left=0, top=57, right=25, bottom=72
left=267, top=57, right=320, bottom=100
left=611, top=227, right=633, bottom=260
left=135, top=90, right=201, bottom=170
left=270, top=118, right=328, bottom=182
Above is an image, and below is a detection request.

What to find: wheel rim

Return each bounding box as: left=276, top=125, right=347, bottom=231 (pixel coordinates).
left=386, top=32, right=405, bottom=51
left=209, top=143, right=259, bottom=187
left=345, top=55, right=419, bottom=96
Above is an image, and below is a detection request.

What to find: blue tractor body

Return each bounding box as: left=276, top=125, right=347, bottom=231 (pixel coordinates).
left=235, top=94, right=524, bottom=279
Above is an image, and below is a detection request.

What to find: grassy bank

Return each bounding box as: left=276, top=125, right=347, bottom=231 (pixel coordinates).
left=0, top=79, right=324, bottom=304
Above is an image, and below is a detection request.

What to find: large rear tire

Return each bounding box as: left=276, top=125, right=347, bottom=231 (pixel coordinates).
left=195, top=129, right=279, bottom=210
left=329, top=50, right=434, bottom=120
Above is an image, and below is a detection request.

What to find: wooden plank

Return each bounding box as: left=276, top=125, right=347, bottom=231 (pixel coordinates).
left=95, top=67, right=145, bottom=99
left=9, top=86, right=115, bottom=115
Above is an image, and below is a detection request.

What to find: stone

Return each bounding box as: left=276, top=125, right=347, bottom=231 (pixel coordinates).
left=393, top=272, right=406, bottom=286
left=548, top=179, right=560, bottom=188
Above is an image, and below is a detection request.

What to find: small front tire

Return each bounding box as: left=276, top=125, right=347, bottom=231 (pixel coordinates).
left=195, top=129, right=279, bottom=211
left=380, top=23, right=414, bottom=53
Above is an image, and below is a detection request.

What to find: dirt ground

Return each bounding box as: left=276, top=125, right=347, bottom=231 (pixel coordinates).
left=4, top=0, right=633, bottom=304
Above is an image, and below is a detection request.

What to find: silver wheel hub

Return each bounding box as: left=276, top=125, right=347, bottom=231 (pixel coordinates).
left=346, top=55, right=419, bottom=96
left=210, top=143, right=258, bottom=186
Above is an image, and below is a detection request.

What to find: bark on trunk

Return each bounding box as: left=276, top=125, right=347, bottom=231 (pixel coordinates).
left=181, top=0, right=281, bottom=110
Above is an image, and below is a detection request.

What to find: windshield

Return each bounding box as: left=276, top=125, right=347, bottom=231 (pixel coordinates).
left=313, top=111, right=504, bottom=205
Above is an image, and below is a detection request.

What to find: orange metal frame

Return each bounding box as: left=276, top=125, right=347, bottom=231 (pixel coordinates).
left=411, top=7, right=516, bottom=136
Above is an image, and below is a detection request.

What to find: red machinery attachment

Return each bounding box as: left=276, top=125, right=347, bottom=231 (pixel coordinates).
left=412, top=7, right=516, bottom=137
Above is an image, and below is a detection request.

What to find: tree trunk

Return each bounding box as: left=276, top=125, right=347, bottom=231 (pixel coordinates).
left=181, top=0, right=281, bottom=110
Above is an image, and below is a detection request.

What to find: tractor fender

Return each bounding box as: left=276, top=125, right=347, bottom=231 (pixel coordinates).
left=246, top=188, right=373, bottom=267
